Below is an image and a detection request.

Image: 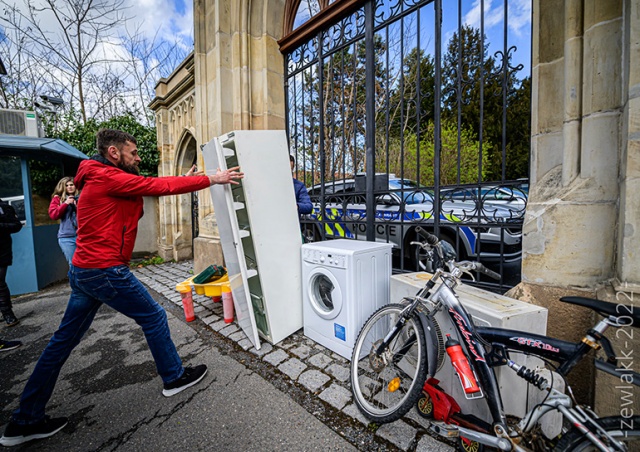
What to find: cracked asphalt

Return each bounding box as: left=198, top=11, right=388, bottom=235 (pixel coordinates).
left=0, top=281, right=357, bottom=451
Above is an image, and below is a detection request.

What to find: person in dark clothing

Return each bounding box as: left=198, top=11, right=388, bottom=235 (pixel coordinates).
left=0, top=129, right=244, bottom=447
left=0, top=198, right=23, bottom=327
left=289, top=155, right=312, bottom=215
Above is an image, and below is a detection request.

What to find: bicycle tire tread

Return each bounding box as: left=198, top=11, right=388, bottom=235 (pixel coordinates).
left=350, top=303, right=429, bottom=424
left=554, top=415, right=640, bottom=451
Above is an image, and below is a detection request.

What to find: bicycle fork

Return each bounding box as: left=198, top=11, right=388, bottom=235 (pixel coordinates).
left=374, top=277, right=437, bottom=357
left=375, top=301, right=420, bottom=356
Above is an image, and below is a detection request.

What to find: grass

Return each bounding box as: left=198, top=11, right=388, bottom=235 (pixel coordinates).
left=130, top=255, right=169, bottom=268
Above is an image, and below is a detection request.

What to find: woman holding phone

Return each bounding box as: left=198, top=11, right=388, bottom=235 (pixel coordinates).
left=48, top=177, right=79, bottom=265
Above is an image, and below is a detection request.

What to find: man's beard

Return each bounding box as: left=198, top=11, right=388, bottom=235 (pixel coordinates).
left=118, top=162, right=140, bottom=175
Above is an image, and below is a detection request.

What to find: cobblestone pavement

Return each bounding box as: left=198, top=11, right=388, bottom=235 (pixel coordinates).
left=133, top=261, right=454, bottom=452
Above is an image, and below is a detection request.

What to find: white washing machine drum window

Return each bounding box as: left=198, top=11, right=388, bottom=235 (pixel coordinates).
left=308, top=268, right=343, bottom=320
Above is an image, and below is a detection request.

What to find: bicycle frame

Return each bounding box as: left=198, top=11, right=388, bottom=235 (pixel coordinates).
left=420, top=270, right=633, bottom=451
left=424, top=273, right=511, bottom=437
left=478, top=317, right=640, bottom=384
left=373, top=236, right=640, bottom=450
left=477, top=327, right=581, bottom=366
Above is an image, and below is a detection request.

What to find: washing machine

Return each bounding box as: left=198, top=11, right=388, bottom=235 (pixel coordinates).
left=302, top=239, right=393, bottom=360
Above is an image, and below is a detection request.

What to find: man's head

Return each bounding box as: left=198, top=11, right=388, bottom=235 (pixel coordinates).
left=97, top=129, right=140, bottom=175
left=290, top=154, right=295, bottom=171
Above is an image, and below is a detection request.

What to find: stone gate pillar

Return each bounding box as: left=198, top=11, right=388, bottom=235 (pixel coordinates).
left=511, top=0, right=640, bottom=413
left=192, top=0, right=286, bottom=273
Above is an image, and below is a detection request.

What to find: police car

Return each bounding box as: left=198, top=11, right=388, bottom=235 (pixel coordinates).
left=301, top=177, right=522, bottom=269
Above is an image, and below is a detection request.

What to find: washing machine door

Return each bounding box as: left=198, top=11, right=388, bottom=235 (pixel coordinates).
left=308, top=267, right=343, bottom=320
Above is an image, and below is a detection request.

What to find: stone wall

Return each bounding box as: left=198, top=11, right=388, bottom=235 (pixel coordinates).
left=618, top=0, right=640, bottom=288
left=514, top=0, right=640, bottom=413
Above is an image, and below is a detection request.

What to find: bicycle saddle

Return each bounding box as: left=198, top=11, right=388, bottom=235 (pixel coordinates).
left=560, top=296, right=640, bottom=327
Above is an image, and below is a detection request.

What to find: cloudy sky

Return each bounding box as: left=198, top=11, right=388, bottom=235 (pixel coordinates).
left=2, top=0, right=530, bottom=118
left=0, top=0, right=196, bottom=118
left=127, top=0, right=193, bottom=48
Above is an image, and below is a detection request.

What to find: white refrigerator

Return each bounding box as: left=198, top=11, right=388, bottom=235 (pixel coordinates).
left=202, top=130, right=303, bottom=349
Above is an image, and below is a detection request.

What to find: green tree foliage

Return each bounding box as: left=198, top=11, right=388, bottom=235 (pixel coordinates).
left=320, top=38, right=377, bottom=179
left=292, top=34, right=388, bottom=183
left=441, top=25, right=529, bottom=181
left=384, top=47, right=435, bottom=139
left=28, top=160, right=63, bottom=198
left=504, top=76, right=531, bottom=179
left=287, top=20, right=530, bottom=188
left=380, top=120, right=485, bottom=186
left=54, top=113, right=158, bottom=177
left=46, top=108, right=97, bottom=154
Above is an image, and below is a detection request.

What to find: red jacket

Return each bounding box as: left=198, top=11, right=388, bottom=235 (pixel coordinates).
left=48, top=196, right=78, bottom=238
left=48, top=196, right=69, bottom=220
left=72, top=156, right=211, bottom=269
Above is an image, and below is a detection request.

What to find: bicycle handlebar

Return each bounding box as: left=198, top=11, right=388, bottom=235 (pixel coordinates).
left=414, top=226, right=439, bottom=245
left=411, top=229, right=502, bottom=281
left=451, top=261, right=501, bottom=281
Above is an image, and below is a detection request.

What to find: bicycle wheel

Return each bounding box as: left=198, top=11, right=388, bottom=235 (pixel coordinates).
left=554, top=415, right=640, bottom=451
left=350, top=303, right=428, bottom=424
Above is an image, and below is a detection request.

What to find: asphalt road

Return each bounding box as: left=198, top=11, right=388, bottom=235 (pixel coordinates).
left=0, top=282, right=356, bottom=451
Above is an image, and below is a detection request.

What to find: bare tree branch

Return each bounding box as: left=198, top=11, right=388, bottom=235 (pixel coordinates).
left=0, top=0, right=193, bottom=128
left=1, top=0, right=128, bottom=122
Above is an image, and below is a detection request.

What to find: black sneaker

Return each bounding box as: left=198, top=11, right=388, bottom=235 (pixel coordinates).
left=3, top=313, right=19, bottom=327
left=162, top=365, right=208, bottom=397
left=0, top=417, right=68, bottom=446
left=0, top=340, right=21, bottom=352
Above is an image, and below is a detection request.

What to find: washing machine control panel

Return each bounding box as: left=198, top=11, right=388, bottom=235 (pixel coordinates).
left=302, top=248, right=347, bottom=269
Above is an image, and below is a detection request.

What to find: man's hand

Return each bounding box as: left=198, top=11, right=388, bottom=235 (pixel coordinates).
left=184, top=164, right=205, bottom=177
left=209, top=166, right=244, bottom=185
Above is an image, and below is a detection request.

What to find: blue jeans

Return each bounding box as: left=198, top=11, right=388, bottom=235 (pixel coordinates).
left=58, top=237, right=76, bottom=265
left=12, top=265, right=184, bottom=425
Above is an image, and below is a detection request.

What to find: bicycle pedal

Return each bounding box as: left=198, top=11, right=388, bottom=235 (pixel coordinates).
left=429, top=421, right=460, bottom=438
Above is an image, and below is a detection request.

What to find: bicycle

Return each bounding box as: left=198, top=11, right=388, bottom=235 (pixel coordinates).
left=350, top=231, right=640, bottom=451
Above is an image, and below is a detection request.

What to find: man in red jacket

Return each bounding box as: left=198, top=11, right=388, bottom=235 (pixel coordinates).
left=1, top=129, right=244, bottom=447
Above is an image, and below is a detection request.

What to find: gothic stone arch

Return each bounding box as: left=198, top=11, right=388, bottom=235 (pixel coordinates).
left=149, top=55, right=199, bottom=262
left=171, top=130, right=198, bottom=260
left=151, top=0, right=288, bottom=270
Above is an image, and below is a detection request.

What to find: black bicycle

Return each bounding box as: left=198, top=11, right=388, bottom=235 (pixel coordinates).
left=350, top=231, right=640, bottom=451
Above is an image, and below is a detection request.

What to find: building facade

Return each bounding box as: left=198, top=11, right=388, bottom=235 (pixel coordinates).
left=149, top=56, right=202, bottom=264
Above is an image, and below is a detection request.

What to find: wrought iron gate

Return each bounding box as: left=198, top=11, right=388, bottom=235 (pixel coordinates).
left=285, top=0, right=531, bottom=290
